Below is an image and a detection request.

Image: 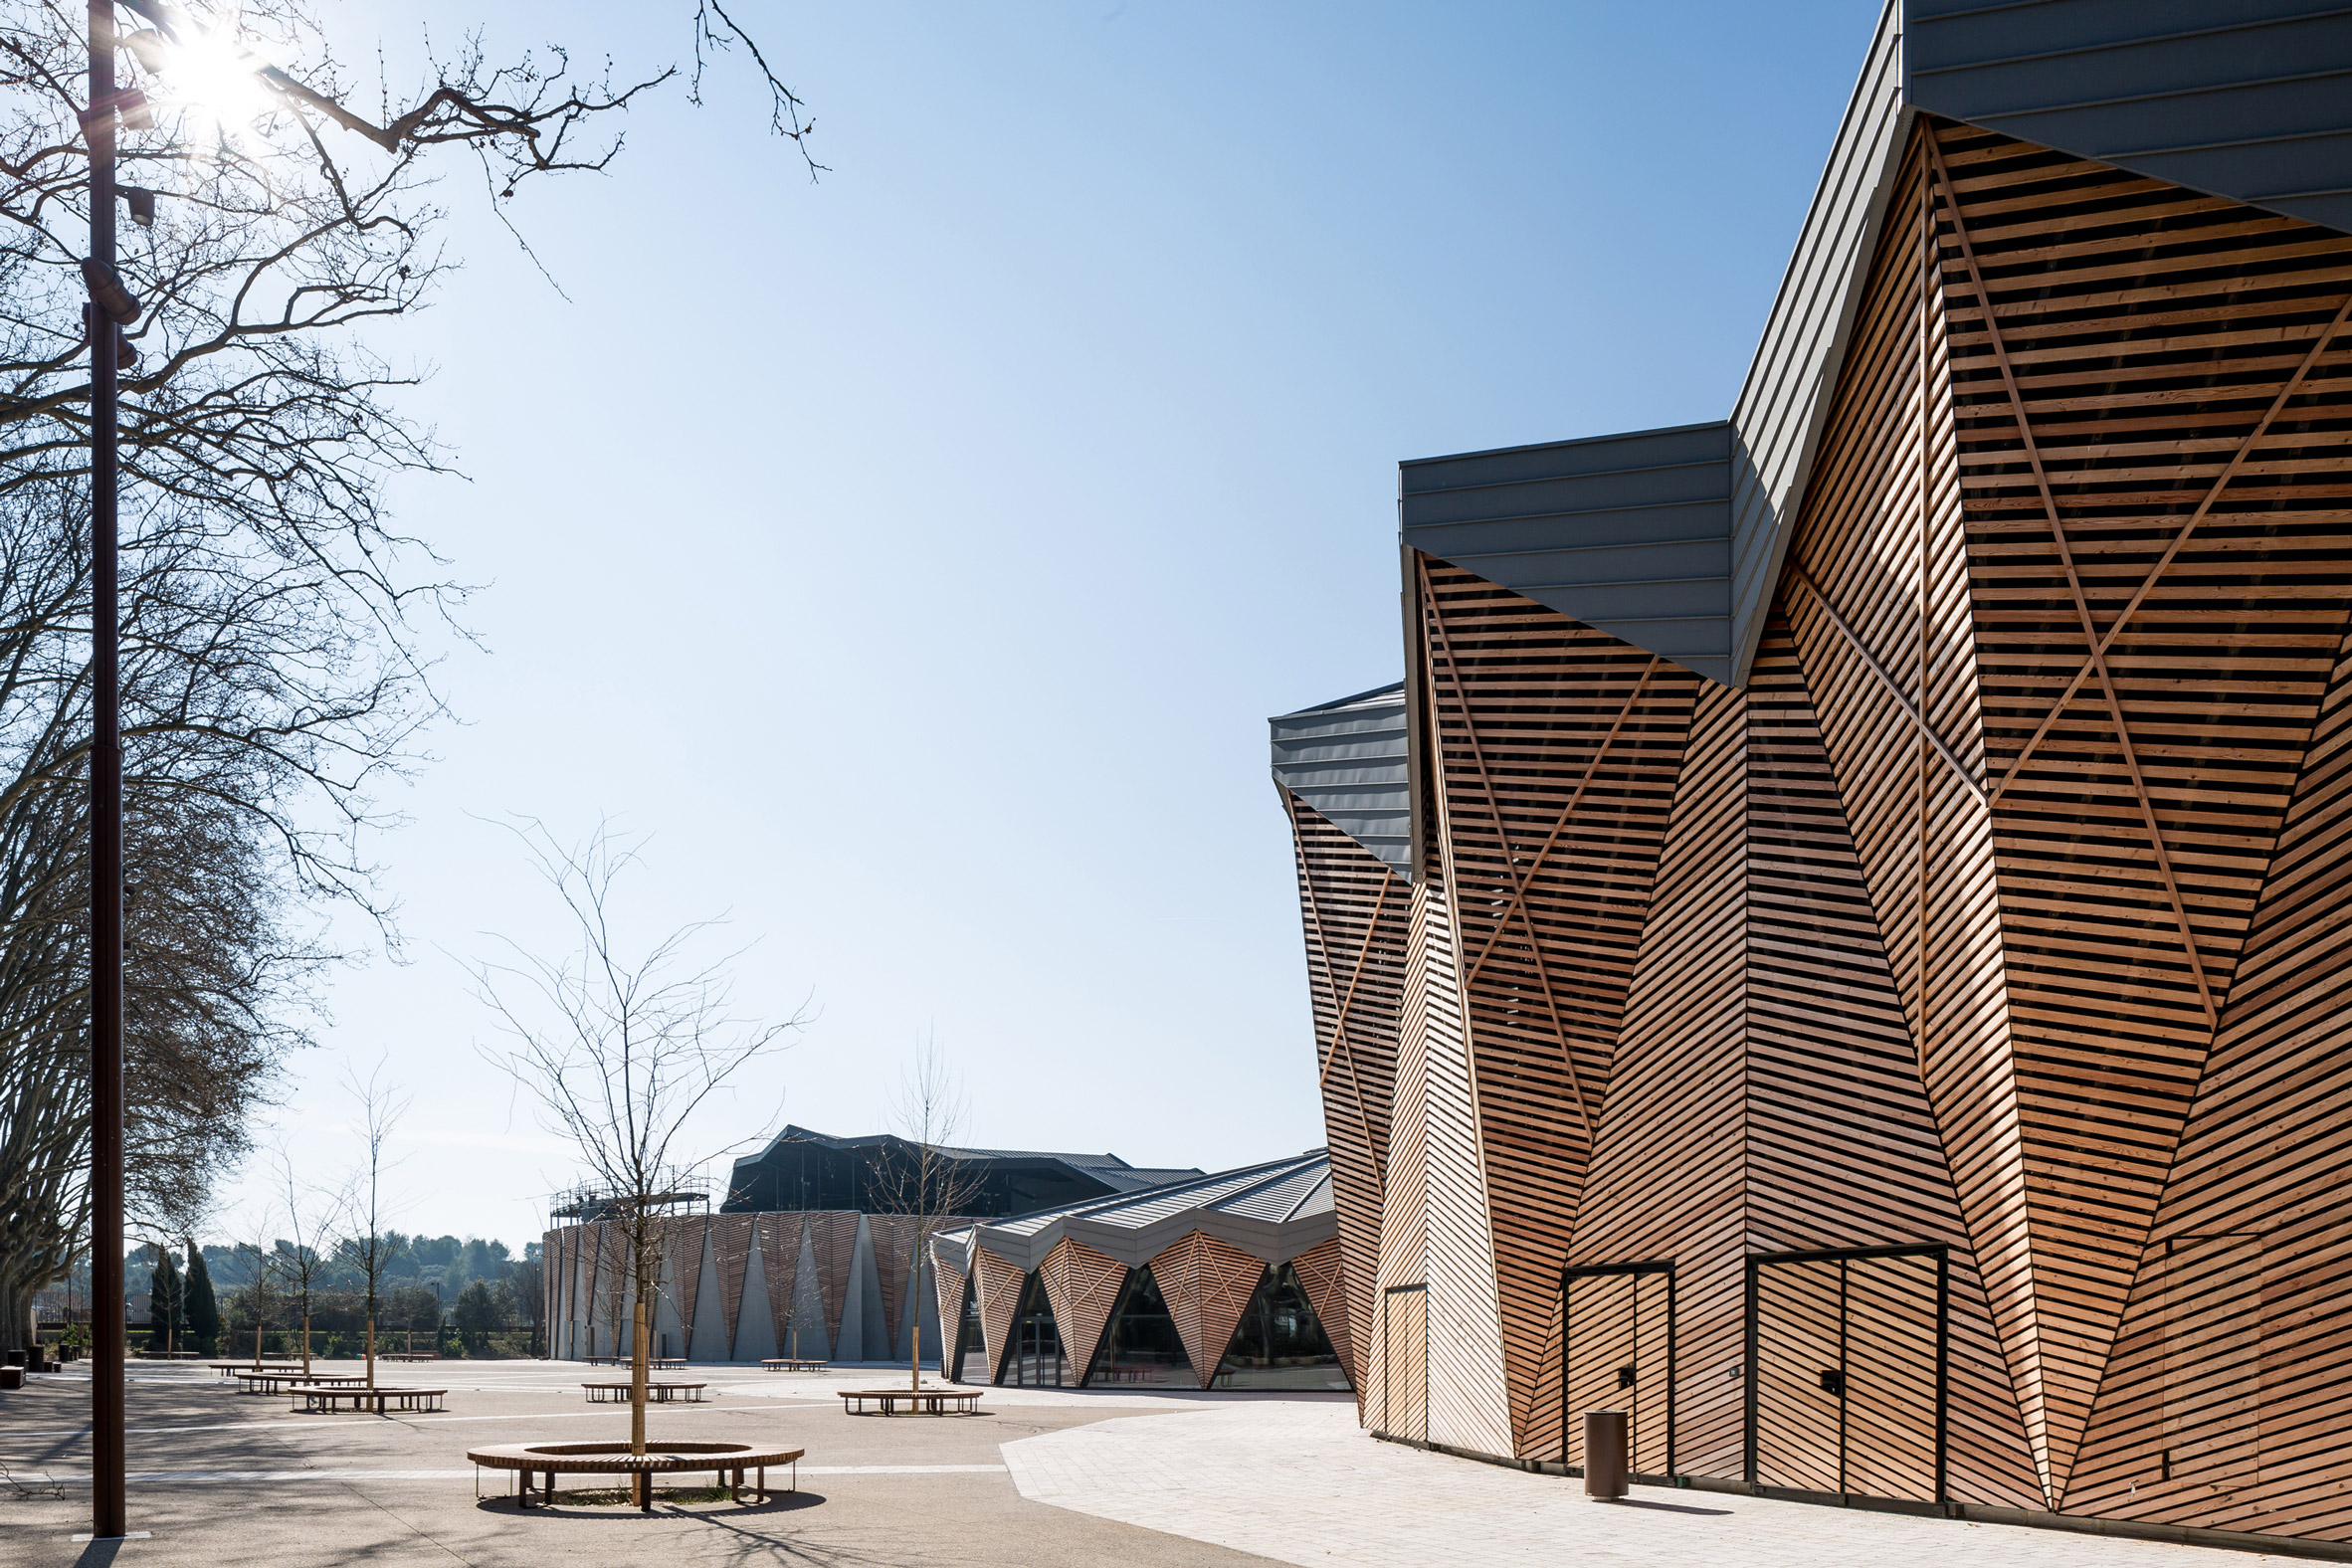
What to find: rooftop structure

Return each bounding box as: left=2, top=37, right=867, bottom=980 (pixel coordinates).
left=721, top=1124, right=1201, bottom=1220
left=931, top=1150, right=1350, bottom=1392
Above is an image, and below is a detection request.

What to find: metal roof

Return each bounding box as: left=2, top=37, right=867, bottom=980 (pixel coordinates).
left=730, top=1124, right=1203, bottom=1198
left=1269, top=682, right=1411, bottom=876
left=931, top=1148, right=1337, bottom=1274
left=1404, top=0, right=2352, bottom=691
left=1400, top=423, right=1735, bottom=686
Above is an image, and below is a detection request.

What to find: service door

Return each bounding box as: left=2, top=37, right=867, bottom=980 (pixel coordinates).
left=1381, top=1283, right=1428, bottom=1444
left=1750, top=1245, right=1945, bottom=1502
left=1562, top=1264, right=1674, bottom=1475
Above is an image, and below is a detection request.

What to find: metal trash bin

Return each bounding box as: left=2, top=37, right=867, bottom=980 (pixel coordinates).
left=1583, top=1409, right=1629, bottom=1499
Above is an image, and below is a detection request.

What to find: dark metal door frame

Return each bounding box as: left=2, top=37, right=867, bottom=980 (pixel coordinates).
left=1744, top=1243, right=1949, bottom=1502
left=1560, top=1261, right=1676, bottom=1476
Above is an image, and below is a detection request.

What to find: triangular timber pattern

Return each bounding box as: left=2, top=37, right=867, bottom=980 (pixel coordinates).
left=1564, top=679, right=1748, bottom=1474
left=1280, top=794, right=1406, bottom=1398
left=1035, top=1237, right=1125, bottom=1383
left=1416, top=555, right=1701, bottom=1456
left=757, top=1214, right=804, bottom=1355
left=1364, top=870, right=1436, bottom=1438
left=2066, top=623, right=2352, bottom=1538
left=1287, top=1237, right=1355, bottom=1387
left=1937, top=122, right=2352, bottom=1498
left=866, top=1216, right=923, bottom=1348
left=709, top=1215, right=753, bottom=1355
left=666, top=1216, right=707, bottom=1346
left=1150, top=1231, right=1267, bottom=1389
left=975, top=1248, right=1024, bottom=1385
left=808, top=1212, right=859, bottom=1346
left=933, top=1255, right=969, bottom=1371
left=1745, top=618, right=2045, bottom=1507
left=600, top=1224, right=629, bottom=1349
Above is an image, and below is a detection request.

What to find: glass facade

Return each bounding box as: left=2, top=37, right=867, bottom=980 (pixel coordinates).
left=1087, top=1265, right=1200, bottom=1389
left=1209, top=1263, right=1349, bottom=1391
left=954, top=1274, right=990, bottom=1383
left=1004, top=1271, right=1069, bottom=1387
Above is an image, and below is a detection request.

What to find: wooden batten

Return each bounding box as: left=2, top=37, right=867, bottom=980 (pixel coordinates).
left=709, top=1214, right=753, bottom=1354
left=807, top=1212, right=859, bottom=1346
left=1149, top=1230, right=1268, bottom=1388
left=1287, top=1236, right=1356, bottom=1386
left=1283, top=797, right=1409, bottom=1403
left=757, top=1213, right=804, bottom=1355
left=1035, top=1237, right=1126, bottom=1384
left=974, top=1248, right=1025, bottom=1386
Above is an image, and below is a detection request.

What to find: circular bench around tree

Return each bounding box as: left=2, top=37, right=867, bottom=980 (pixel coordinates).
left=466, top=1441, right=803, bottom=1512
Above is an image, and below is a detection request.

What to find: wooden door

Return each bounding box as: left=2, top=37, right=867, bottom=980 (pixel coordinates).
left=1751, top=1247, right=1945, bottom=1502
left=1382, top=1284, right=1427, bottom=1443
left=1753, top=1259, right=1845, bottom=1491
left=1563, top=1266, right=1674, bottom=1474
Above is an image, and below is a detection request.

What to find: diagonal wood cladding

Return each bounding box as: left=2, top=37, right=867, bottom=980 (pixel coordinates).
left=865, top=1215, right=923, bottom=1351
left=974, top=1247, right=1024, bottom=1385
left=1779, top=125, right=2052, bottom=1494
left=2066, top=624, right=2352, bottom=1541
left=1566, top=679, right=1749, bottom=1474
left=807, top=1212, right=860, bottom=1348
left=1365, top=874, right=1437, bottom=1436
left=1036, top=1237, right=1126, bottom=1384
left=1746, top=616, right=2046, bottom=1508
left=1928, top=121, right=2352, bottom=1493
left=666, top=1216, right=707, bottom=1350
left=1150, top=1231, right=1268, bottom=1388
left=1282, top=796, right=1407, bottom=1397
left=709, top=1215, right=753, bottom=1355
left=933, top=1253, right=969, bottom=1370
left=757, top=1214, right=804, bottom=1355
left=1288, top=1237, right=1355, bottom=1386
left=1416, top=554, right=1700, bottom=1456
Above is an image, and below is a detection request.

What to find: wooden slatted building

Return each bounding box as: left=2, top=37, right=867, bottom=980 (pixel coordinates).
left=1274, top=1, right=2352, bottom=1551
left=929, top=1151, right=1356, bottom=1392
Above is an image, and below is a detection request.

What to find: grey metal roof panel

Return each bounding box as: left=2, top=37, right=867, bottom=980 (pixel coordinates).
left=1726, top=0, right=1911, bottom=688
left=1270, top=683, right=1411, bottom=876
left=1907, top=1, right=2352, bottom=235
left=1400, top=423, right=1736, bottom=686
left=950, top=1151, right=1337, bottom=1271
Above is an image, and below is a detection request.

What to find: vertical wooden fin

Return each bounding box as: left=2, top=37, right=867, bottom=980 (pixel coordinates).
left=866, top=1215, right=923, bottom=1348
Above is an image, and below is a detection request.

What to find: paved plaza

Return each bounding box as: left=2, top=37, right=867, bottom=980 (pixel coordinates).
left=0, top=1360, right=2313, bottom=1566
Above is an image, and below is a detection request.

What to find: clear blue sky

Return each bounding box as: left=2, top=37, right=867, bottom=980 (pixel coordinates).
left=213, top=0, right=1878, bottom=1251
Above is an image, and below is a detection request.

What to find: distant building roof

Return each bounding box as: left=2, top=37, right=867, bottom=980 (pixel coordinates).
left=933, top=1148, right=1336, bottom=1273
left=721, top=1124, right=1204, bottom=1218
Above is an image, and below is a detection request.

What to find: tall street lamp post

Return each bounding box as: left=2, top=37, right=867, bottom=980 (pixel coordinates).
left=82, top=0, right=131, bottom=1543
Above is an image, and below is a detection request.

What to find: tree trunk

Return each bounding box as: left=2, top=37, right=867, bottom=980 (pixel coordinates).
left=301, top=1304, right=311, bottom=1377
left=631, top=1292, right=651, bottom=1508
left=364, top=1294, right=376, bottom=1387
left=911, top=1316, right=921, bottom=1392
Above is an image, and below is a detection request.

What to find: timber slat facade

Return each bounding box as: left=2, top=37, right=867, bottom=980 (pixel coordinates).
left=1276, top=89, right=2352, bottom=1548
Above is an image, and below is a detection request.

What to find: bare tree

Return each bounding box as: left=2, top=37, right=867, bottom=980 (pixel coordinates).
left=0, top=0, right=820, bottom=1350
left=476, top=821, right=802, bottom=1504
left=272, top=1144, right=336, bottom=1377
left=875, top=1039, right=987, bottom=1393
left=336, top=1059, right=406, bottom=1388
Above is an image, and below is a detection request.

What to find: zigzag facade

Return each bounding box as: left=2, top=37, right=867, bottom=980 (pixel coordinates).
left=544, top=1211, right=969, bottom=1364
left=1274, top=2, right=2352, bottom=1551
